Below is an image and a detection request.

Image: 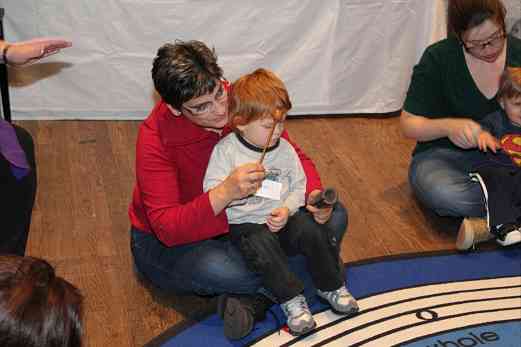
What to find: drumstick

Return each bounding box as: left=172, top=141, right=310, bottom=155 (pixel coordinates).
left=258, top=121, right=278, bottom=164
left=259, top=110, right=284, bottom=164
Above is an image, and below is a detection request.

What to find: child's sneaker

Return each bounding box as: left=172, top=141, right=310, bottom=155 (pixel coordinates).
left=456, top=217, right=494, bottom=250
left=317, top=286, right=359, bottom=315
left=280, top=294, right=316, bottom=335
left=492, top=224, right=521, bottom=247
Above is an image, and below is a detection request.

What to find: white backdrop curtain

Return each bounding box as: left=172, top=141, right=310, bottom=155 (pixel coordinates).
left=0, top=0, right=470, bottom=119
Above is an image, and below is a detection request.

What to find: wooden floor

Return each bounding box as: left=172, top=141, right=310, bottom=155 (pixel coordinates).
left=17, top=117, right=463, bottom=347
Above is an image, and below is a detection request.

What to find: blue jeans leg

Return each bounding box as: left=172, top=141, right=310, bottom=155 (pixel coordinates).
left=409, top=147, right=486, bottom=218
left=130, top=203, right=348, bottom=298
left=131, top=228, right=262, bottom=296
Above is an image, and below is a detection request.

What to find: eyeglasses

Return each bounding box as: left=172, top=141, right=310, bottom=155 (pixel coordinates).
left=461, top=30, right=505, bottom=56
left=182, top=81, right=227, bottom=117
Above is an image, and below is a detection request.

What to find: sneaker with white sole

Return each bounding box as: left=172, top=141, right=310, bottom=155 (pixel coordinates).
left=456, top=217, right=494, bottom=250
left=280, top=294, right=316, bottom=336
left=492, top=224, right=521, bottom=247
left=317, top=285, right=359, bottom=315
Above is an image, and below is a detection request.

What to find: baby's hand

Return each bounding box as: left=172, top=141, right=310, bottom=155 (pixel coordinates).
left=477, top=131, right=500, bottom=153
left=306, top=189, right=333, bottom=224
left=267, top=207, right=289, bottom=233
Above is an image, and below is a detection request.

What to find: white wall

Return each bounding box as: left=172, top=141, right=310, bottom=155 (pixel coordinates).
left=3, top=1, right=448, bottom=119
left=503, top=0, right=521, bottom=33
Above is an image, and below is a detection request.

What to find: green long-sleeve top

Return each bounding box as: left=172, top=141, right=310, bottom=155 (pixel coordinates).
left=403, top=35, right=521, bottom=156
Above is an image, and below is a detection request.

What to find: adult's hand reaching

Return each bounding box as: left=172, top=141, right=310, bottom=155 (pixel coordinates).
left=2, top=38, right=72, bottom=66
left=447, top=119, right=482, bottom=149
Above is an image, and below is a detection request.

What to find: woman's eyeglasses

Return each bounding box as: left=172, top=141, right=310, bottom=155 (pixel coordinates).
left=182, top=81, right=227, bottom=117
left=461, top=30, right=506, bottom=56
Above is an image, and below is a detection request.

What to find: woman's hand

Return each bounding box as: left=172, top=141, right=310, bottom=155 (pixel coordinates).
left=267, top=207, right=289, bottom=232
left=3, top=38, right=72, bottom=66
left=209, top=162, right=265, bottom=215
left=477, top=131, right=500, bottom=153
left=222, top=162, right=265, bottom=201
left=209, top=163, right=266, bottom=215
left=447, top=119, right=482, bottom=149
left=306, top=189, right=333, bottom=224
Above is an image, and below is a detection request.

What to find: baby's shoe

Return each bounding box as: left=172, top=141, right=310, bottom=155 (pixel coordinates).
left=456, top=217, right=493, bottom=250
left=280, top=294, right=316, bottom=336
left=492, top=224, right=521, bottom=247
left=317, top=285, right=359, bottom=315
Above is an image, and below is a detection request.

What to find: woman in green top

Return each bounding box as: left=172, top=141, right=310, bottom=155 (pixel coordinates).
left=401, top=0, right=521, bottom=245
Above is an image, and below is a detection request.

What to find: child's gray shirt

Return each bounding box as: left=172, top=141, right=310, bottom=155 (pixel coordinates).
left=203, top=132, right=306, bottom=224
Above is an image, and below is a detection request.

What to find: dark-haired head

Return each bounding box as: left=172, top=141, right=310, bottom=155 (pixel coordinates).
left=152, top=40, right=224, bottom=110
left=0, top=255, right=83, bottom=347
left=448, top=0, right=506, bottom=39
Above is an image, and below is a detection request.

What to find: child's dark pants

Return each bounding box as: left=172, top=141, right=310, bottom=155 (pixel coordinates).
left=229, top=208, right=344, bottom=303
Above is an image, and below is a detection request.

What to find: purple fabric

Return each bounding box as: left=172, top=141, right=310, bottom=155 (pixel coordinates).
left=0, top=120, right=30, bottom=180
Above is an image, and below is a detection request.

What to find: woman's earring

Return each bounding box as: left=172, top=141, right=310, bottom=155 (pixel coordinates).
left=167, top=104, right=182, bottom=117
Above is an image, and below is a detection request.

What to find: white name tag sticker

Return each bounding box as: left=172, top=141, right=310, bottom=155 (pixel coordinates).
left=255, top=179, right=282, bottom=200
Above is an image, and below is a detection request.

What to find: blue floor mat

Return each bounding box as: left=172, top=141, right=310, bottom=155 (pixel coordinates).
left=145, top=247, right=521, bottom=347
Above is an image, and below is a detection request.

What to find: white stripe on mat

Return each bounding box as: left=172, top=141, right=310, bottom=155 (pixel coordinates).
left=252, top=276, right=521, bottom=347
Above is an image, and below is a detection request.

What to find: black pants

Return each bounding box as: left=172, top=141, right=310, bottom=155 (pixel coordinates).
left=229, top=207, right=343, bottom=303
left=475, top=165, right=521, bottom=228
left=0, top=125, right=37, bottom=255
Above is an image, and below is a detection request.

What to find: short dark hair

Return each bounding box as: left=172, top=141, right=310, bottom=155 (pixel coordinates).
left=151, top=40, right=224, bottom=110
left=448, top=0, right=506, bottom=39
left=0, top=255, right=83, bottom=347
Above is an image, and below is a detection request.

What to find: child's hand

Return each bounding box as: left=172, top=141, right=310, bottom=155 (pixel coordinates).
left=477, top=131, right=500, bottom=153
left=267, top=207, right=289, bottom=232
left=306, top=189, right=333, bottom=224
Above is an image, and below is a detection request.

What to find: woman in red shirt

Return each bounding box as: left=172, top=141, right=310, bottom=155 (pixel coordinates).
left=129, top=40, right=349, bottom=340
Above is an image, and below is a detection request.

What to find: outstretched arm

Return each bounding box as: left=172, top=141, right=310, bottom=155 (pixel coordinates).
left=1, top=38, right=72, bottom=66
left=400, top=110, right=482, bottom=149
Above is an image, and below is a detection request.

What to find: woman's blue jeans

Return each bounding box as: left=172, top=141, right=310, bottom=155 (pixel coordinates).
left=131, top=202, right=348, bottom=297
left=409, top=147, right=486, bottom=218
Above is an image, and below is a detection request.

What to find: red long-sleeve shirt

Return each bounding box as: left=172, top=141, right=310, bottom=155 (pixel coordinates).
left=129, top=100, right=322, bottom=247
